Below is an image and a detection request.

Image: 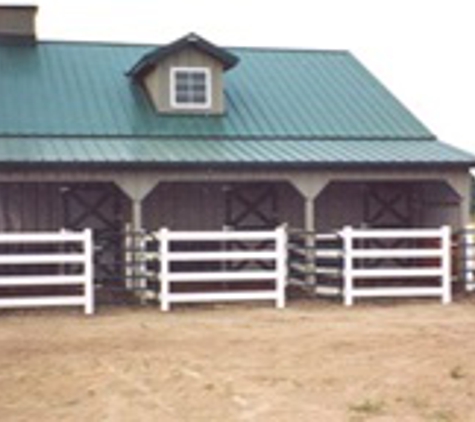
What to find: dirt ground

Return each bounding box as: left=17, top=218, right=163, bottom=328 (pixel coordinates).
left=1, top=298, right=475, bottom=422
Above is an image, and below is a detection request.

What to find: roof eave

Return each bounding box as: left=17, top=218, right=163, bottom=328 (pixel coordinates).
left=1, top=161, right=473, bottom=172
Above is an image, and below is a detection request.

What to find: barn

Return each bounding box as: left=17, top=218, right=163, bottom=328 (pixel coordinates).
left=1, top=6, right=474, bottom=310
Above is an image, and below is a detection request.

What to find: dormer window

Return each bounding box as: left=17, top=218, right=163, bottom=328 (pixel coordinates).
left=128, top=33, right=239, bottom=115
left=171, top=67, right=211, bottom=109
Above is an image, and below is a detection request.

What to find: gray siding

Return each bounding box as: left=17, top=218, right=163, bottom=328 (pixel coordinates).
left=315, top=180, right=462, bottom=232
left=143, top=182, right=303, bottom=230
left=0, top=183, right=62, bottom=231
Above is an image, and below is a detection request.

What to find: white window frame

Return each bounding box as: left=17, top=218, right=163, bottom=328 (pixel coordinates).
left=170, top=67, right=212, bottom=110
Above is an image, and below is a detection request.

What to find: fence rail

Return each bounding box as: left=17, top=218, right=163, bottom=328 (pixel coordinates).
left=0, top=229, right=94, bottom=314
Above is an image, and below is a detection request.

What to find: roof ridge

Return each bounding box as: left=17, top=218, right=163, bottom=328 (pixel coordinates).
left=22, top=39, right=350, bottom=55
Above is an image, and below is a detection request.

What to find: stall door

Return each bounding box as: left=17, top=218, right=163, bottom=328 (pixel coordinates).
left=62, top=183, right=126, bottom=286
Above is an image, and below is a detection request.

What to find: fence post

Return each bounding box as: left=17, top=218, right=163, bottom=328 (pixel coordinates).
left=159, top=228, right=170, bottom=312
left=441, top=225, right=452, bottom=304
left=276, top=226, right=287, bottom=309
left=83, top=228, right=94, bottom=315
left=341, top=226, right=354, bottom=306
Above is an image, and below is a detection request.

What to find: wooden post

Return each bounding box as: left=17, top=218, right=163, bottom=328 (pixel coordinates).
left=341, top=226, right=354, bottom=306
left=159, top=228, right=170, bottom=312
left=441, top=225, right=452, bottom=304
left=275, top=226, right=287, bottom=309
left=304, top=197, right=316, bottom=286
left=131, top=200, right=146, bottom=290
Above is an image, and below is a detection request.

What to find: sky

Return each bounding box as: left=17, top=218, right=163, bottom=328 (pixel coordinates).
left=7, top=0, right=475, bottom=153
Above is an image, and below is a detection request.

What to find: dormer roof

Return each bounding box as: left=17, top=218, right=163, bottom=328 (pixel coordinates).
left=127, top=32, right=239, bottom=81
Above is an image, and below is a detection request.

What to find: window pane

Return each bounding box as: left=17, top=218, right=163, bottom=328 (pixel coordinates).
left=173, top=69, right=209, bottom=106
left=191, top=73, right=205, bottom=83
left=175, top=72, right=189, bottom=82
left=193, top=92, right=206, bottom=103
left=176, top=93, right=189, bottom=103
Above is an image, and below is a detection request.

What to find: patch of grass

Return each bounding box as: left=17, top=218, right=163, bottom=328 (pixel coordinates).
left=349, top=398, right=386, bottom=417
left=449, top=365, right=466, bottom=380
left=431, top=409, right=456, bottom=422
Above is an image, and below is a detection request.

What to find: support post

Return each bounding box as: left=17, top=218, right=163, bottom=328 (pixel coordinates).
left=131, top=199, right=146, bottom=290
left=304, top=197, right=316, bottom=286
left=341, top=226, right=354, bottom=306
left=114, top=176, right=159, bottom=294
left=289, top=176, right=329, bottom=291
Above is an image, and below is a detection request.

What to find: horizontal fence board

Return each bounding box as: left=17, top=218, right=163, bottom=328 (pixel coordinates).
left=165, top=291, right=279, bottom=303
left=315, top=285, right=342, bottom=295
left=315, top=250, right=343, bottom=258
left=352, top=287, right=444, bottom=298
left=0, top=254, right=86, bottom=265
left=162, top=230, right=278, bottom=242
left=0, top=275, right=87, bottom=286
left=0, top=296, right=87, bottom=308
left=343, top=229, right=443, bottom=239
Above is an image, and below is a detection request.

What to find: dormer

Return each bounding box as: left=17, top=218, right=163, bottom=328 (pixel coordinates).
left=128, top=33, right=239, bottom=115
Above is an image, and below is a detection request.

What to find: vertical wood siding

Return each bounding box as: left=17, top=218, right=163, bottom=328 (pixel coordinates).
left=143, top=181, right=303, bottom=231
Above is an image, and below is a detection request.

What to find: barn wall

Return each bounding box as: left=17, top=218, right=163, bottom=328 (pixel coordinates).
left=418, top=181, right=461, bottom=228
left=142, top=181, right=303, bottom=231
left=0, top=167, right=470, bottom=232
left=0, top=183, right=63, bottom=231
left=314, top=180, right=462, bottom=232
left=315, top=182, right=365, bottom=232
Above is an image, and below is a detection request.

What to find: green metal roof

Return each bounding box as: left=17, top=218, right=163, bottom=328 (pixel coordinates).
left=0, top=40, right=474, bottom=167
left=0, top=41, right=433, bottom=139
left=0, top=138, right=472, bottom=167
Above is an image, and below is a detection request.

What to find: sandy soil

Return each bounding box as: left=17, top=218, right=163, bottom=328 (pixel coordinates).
left=1, top=298, right=475, bottom=422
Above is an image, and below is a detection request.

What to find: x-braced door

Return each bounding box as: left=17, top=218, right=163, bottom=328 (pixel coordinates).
left=224, top=183, right=279, bottom=270
left=363, top=182, right=415, bottom=228
left=61, top=183, right=125, bottom=286
left=225, top=183, right=279, bottom=230
left=362, top=182, right=417, bottom=267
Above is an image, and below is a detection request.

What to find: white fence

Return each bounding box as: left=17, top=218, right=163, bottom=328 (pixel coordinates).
left=0, top=229, right=94, bottom=315
left=340, top=226, right=451, bottom=306
left=154, top=227, right=287, bottom=311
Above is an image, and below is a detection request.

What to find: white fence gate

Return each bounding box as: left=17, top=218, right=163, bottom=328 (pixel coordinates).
left=340, top=226, right=451, bottom=306
left=0, top=229, right=94, bottom=314
left=150, top=227, right=287, bottom=311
